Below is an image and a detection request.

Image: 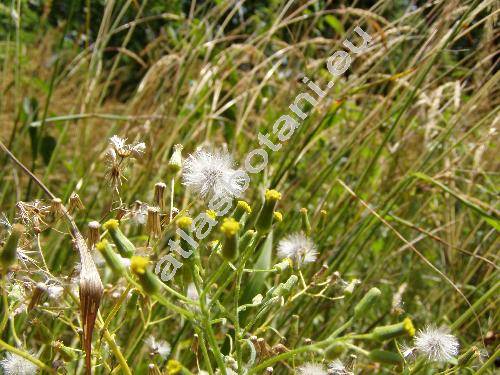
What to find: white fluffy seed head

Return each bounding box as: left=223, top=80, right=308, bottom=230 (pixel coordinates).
left=414, top=326, right=459, bottom=362
left=0, top=352, right=38, bottom=375
left=109, top=135, right=127, bottom=151
left=145, top=336, right=171, bottom=359
left=277, top=232, right=318, bottom=267
left=297, top=363, right=328, bottom=375
left=182, top=148, right=247, bottom=199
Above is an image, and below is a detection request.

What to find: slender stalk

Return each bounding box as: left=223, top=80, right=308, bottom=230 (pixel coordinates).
left=0, top=273, right=9, bottom=333
left=102, top=329, right=133, bottom=375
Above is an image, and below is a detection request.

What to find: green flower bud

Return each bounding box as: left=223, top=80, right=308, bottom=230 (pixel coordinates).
left=130, top=256, right=162, bottom=295
left=458, top=346, right=480, bottom=367
left=271, top=275, right=298, bottom=298
left=234, top=200, right=252, bottom=221
left=318, top=210, right=328, bottom=230
left=300, top=208, right=311, bottom=235
left=255, top=189, right=281, bottom=234
left=103, top=219, right=135, bottom=258
left=354, top=287, right=381, bottom=319
left=1, top=223, right=24, bottom=269
left=368, top=350, right=402, bottom=364
left=273, top=259, right=291, bottom=272
left=177, top=216, right=194, bottom=251
left=168, top=144, right=183, bottom=174
left=220, top=217, right=240, bottom=260
left=240, top=229, right=257, bottom=252
left=126, top=291, right=139, bottom=314
left=372, top=318, right=415, bottom=341
left=96, top=239, right=126, bottom=277
left=52, top=340, right=79, bottom=361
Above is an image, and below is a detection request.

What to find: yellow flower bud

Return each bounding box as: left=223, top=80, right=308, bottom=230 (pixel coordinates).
left=166, top=359, right=183, bottom=374
left=130, top=256, right=149, bottom=275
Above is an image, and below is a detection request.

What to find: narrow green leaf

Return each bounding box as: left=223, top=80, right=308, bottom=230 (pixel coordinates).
left=413, top=172, right=500, bottom=230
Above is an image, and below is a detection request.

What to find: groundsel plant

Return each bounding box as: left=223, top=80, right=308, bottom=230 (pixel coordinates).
left=0, top=1, right=497, bottom=374
left=155, top=25, right=372, bottom=282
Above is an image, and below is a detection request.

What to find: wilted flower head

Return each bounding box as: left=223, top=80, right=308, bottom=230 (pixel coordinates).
left=297, top=362, right=328, bottom=375
left=0, top=352, right=38, bottom=375
left=145, top=336, right=171, bottom=359
left=414, top=326, right=459, bottom=362
left=15, top=200, right=49, bottom=230
left=182, top=148, right=248, bottom=199
left=109, top=135, right=146, bottom=159
left=277, top=232, right=317, bottom=267
left=131, top=201, right=148, bottom=225
left=48, top=285, right=64, bottom=300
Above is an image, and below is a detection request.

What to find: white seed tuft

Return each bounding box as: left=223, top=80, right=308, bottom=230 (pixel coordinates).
left=297, top=362, right=328, bottom=375
left=277, top=232, right=318, bottom=267
left=145, top=336, right=171, bottom=359
left=0, top=352, right=38, bottom=375
left=182, top=148, right=247, bottom=199
left=414, top=326, right=459, bottom=362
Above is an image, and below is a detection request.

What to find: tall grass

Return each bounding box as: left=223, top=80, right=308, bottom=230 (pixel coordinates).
left=0, top=0, right=498, bottom=374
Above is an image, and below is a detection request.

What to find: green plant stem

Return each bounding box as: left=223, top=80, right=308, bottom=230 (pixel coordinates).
left=190, top=258, right=227, bottom=374
left=102, top=329, right=133, bottom=375
left=234, top=257, right=246, bottom=374
left=451, top=280, right=499, bottom=330
left=195, top=327, right=215, bottom=375
left=0, top=273, right=9, bottom=334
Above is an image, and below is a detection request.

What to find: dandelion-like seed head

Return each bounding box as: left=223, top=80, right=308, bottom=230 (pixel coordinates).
left=414, top=326, right=459, bottom=362
left=277, top=232, right=318, bottom=267
left=0, top=352, right=38, bottom=375
left=110, top=135, right=127, bottom=152
left=145, top=336, right=171, bottom=359
left=182, top=149, right=247, bottom=199
left=297, top=362, right=328, bottom=375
